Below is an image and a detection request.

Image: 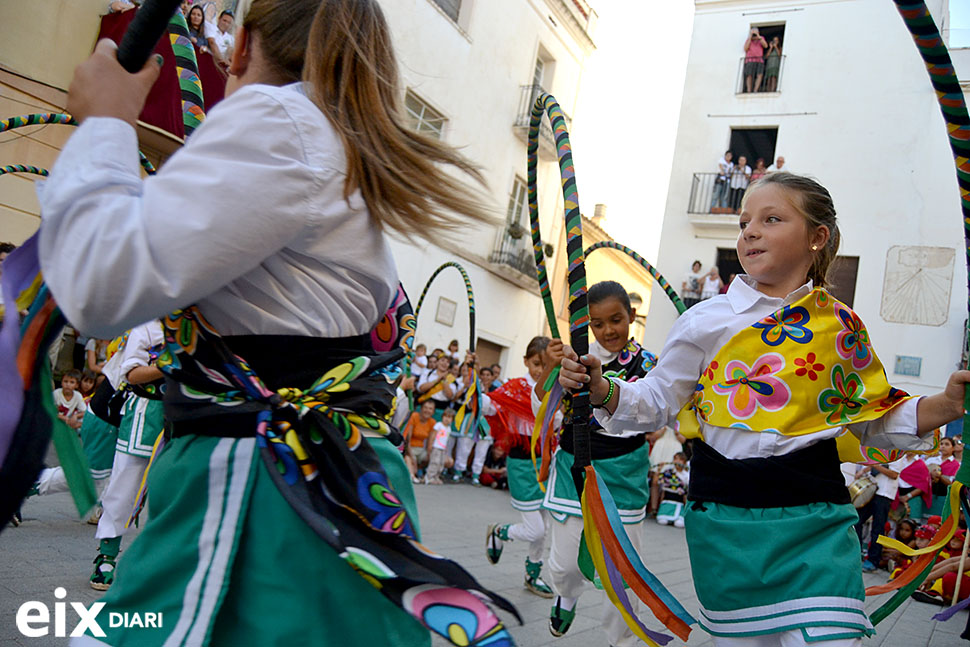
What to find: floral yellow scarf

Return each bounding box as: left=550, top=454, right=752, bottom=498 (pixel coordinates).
left=677, top=288, right=921, bottom=461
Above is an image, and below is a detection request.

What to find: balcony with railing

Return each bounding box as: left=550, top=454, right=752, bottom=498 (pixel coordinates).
left=736, top=54, right=786, bottom=95
left=489, top=223, right=537, bottom=276
left=513, top=84, right=572, bottom=159
left=687, top=172, right=749, bottom=231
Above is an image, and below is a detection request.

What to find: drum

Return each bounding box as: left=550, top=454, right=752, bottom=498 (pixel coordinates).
left=849, top=475, right=877, bottom=508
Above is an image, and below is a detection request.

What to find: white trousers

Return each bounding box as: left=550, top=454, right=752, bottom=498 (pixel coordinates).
left=36, top=467, right=109, bottom=497
left=507, top=509, right=547, bottom=562
left=714, top=633, right=861, bottom=647
left=96, top=452, right=149, bottom=539
left=547, top=515, right=644, bottom=647
left=455, top=436, right=492, bottom=476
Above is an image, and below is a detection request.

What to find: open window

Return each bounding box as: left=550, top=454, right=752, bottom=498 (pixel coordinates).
left=739, top=23, right=786, bottom=94
left=729, top=127, right=778, bottom=175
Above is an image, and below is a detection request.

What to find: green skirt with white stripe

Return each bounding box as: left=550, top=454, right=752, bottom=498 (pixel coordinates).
left=541, top=444, right=650, bottom=524
left=116, top=396, right=165, bottom=458
left=82, top=434, right=429, bottom=647
left=507, top=456, right=544, bottom=511
left=686, top=501, right=874, bottom=641
left=79, top=411, right=119, bottom=481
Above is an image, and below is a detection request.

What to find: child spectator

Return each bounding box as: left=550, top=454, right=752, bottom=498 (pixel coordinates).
left=403, top=400, right=436, bottom=483
left=447, top=339, right=460, bottom=359
left=656, top=452, right=689, bottom=528
left=480, top=444, right=508, bottom=489
left=54, top=369, right=87, bottom=431
left=426, top=409, right=456, bottom=484
left=912, top=528, right=968, bottom=605
left=416, top=353, right=456, bottom=419
left=885, top=518, right=918, bottom=576
left=728, top=155, right=751, bottom=212
left=411, top=343, right=429, bottom=379
left=681, top=260, right=704, bottom=308
left=80, top=370, right=98, bottom=401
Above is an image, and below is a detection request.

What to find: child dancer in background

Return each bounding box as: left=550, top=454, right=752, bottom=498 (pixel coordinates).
left=36, top=0, right=504, bottom=643
left=656, top=451, right=689, bottom=527
left=486, top=335, right=555, bottom=598
left=560, top=173, right=969, bottom=646
left=544, top=281, right=659, bottom=646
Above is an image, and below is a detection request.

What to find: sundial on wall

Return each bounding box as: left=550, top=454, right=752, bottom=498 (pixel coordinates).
left=880, top=246, right=954, bottom=327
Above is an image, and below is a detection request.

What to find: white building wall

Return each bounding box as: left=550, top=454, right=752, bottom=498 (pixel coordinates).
left=645, top=0, right=965, bottom=394
left=381, top=0, right=595, bottom=367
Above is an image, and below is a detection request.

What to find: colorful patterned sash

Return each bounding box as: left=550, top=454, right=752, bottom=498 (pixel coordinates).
left=155, top=287, right=519, bottom=645
left=677, top=288, right=921, bottom=462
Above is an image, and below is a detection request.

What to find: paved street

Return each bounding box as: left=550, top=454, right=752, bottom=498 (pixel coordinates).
left=1, top=479, right=964, bottom=646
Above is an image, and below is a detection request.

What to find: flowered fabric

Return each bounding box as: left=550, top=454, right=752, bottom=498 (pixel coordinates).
left=677, top=288, right=916, bottom=463
left=155, top=285, right=518, bottom=646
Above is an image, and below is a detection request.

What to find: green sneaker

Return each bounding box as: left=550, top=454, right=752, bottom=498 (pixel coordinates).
left=90, top=553, right=116, bottom=591
left=486, top=524, right=509, bottom=564
left=549, top=596, right=575, bottom=637
left=525, top=558, right=554, bottom=598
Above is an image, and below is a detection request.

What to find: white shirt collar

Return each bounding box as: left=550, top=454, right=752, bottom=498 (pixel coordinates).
left=726, top=274, right=814, bottom=315
left=589, top=339, right=617, bottom=364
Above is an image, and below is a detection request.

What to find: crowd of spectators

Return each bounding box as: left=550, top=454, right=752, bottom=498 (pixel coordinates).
left=710, top=152, right=788, bottom=213
left=851, top=435, right=969, bottom=606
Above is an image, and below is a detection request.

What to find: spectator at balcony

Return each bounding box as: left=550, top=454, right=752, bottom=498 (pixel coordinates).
left=728, top=155, right=751, bottom=211
left=699, top=266, right=723, bottom=301
left=710, top=151, right=733, bottom=210
left=743, top=27, right=768, bottom=93
left=751, top=157, right=767, bottom=183
left=681, top=260, right=704, bottom=309
left=211, top=10, right=235, bottom=62
left=767, top=156, right=787, bottom=173
left=765, top=36, right=782, bottom=92
left=186, top=5, right=216, bottom=53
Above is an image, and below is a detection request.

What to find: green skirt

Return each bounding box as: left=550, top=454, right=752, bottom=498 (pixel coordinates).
left=116, top=396, right=164, bottom=458
left=542, top=444, right=649, bottom=524
left=87, top=434, right=429, bottom=646
left=686, top=501, right=874, bottom=641
left=79, top=411, right=119, bottom=480
left=507, top=456, right=543, bottom=511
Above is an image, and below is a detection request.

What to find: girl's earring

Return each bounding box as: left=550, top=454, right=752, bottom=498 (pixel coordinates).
left=811, top=245, right=818, bottom=251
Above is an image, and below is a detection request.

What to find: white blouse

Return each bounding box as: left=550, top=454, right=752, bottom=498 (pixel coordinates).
left=38, top=83, right=397, bottom=340
left=596, top=276, right=927, bottom=460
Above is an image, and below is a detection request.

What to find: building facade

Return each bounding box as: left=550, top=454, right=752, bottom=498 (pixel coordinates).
left=644, top=0, right=966, bottom=395
left=381, top=0, right=597, bottom=367
left=0, top=0, right=598, bottom=369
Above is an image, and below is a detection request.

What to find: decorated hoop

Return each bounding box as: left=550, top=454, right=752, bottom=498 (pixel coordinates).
left=412, top=261, right=487, bottom=438
left=527, top=92, right=694, bottom=645
left=1, top=113, right=157, bottom=175
left=0, top=165, right=49, bottom=178
left=584, top=240, right=687, bottom=314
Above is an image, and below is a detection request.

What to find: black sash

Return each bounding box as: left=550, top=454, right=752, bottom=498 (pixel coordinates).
left=688, top=439, right=850, bottom=508
left=558, top=426, right=645, bottom=460
left=167, top=333, right=371, bottom=438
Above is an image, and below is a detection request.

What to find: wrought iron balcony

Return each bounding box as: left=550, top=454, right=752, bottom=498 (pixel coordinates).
left=736, top=54, right=786, bottom=94
left=489, top=225, right=537, bottom=276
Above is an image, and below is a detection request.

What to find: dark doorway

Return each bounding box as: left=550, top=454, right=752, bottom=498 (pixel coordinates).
left=755, top=23, right=785, bottom=49
left=716, top=248, right=744, bottom=287
left=729, top=128, right=778, bottom=172
left=828, top=256, right=859, bottom=307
